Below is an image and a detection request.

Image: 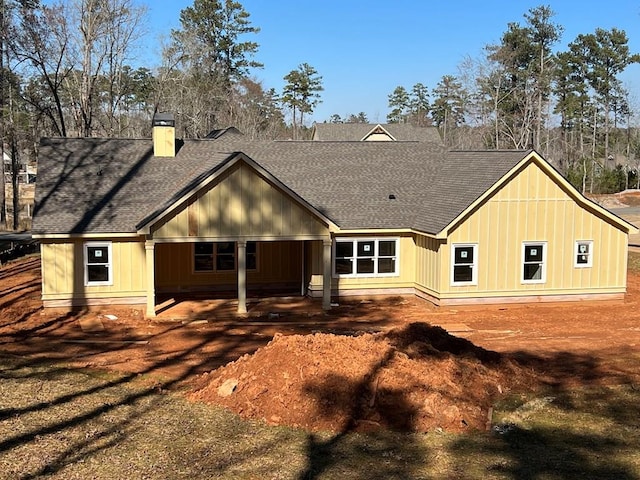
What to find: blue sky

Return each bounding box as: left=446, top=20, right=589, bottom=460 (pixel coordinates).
left=142, top=0, right=640, bottom=124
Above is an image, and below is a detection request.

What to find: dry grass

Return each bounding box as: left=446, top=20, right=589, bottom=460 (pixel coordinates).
left=1, top=355, right=640, bottom=479
left=629, top=251, right=640, bottom=275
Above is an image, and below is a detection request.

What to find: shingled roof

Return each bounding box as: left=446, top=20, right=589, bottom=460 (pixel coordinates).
left=311, top=123, right=443, bottom=144
left=32, top=136, right=531, bottom=235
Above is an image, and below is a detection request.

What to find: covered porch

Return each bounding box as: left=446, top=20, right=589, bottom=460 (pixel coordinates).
left=143, top=238, right=333, bottom=317
left=133, top=155, right=338, bottom=318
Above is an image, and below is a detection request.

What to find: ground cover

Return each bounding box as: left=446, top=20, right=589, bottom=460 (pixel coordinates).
left=0, top=253, right=639, bottom=478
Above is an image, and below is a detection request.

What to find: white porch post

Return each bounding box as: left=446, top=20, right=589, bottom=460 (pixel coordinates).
left=145, top=240, right=156, bottom=318
left=237, top=240, right=247, bottom=314
left=322, top=238, right=332, bottom=310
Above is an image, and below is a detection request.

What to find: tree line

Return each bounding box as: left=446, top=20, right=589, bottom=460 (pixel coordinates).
left=372, top=6, right=640, bottom=194
left=0, top=1, right=639, bottom=228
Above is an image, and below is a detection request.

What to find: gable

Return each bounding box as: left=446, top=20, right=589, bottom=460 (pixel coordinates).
left=444, top=159, right=632, bottom=293
left=150, top=160, right=330, bottom=239
left=439, top=153, right=637, bottom=238
left=361, top=124, right=395, bottom=141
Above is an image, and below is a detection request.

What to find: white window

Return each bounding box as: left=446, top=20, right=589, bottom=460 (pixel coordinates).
left=193, top=242, right=257, bottom=272
left=451, top=244, right=478, bottom=285
left=522, top=242, right=546, bottom=283
left=84, top=242, right=113, bottom=286
left=575, top=241, right=593, bottom=268
left=333, top=238, right=399, bottom=277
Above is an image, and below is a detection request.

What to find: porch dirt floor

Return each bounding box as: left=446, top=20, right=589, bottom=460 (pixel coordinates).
left=2, top=255, right=640, bottom=433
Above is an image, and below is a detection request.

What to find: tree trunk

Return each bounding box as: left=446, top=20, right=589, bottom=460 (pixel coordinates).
left=0, top=0, right=6, bottom=227
left=494, top=83, right=499, bottom=148
left=10, top=133, right=18, bottom=230
left=535, top=47, right=544, bottom=151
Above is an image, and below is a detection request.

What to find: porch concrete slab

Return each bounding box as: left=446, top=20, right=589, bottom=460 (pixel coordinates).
left=154, top=296, right=325, bottom=322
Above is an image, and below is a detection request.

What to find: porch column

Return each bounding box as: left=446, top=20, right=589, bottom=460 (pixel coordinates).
left=145, top=240, right=156, bottom=318
left=237, top=240, right=247, bottom=314
left=322, top=238, right=332, bottom=310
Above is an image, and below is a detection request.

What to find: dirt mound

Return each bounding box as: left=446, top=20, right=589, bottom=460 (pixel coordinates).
left=189, top=323, right=537, bottom=433
left=589, top=190, right=640, bottom=208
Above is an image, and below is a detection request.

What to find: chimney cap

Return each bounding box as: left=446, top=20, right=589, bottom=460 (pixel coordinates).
left=153, top=112, right=175, bottom=127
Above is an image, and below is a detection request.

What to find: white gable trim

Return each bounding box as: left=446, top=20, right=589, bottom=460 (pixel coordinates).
left=360, top=124, right=396, bottom=142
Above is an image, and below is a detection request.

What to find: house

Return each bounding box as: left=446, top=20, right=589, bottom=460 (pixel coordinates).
left=3, top=150, right=37, bottom=184
left=31, top=115, right=638, bottom=317
left=311, top=122, right=442, bottom=143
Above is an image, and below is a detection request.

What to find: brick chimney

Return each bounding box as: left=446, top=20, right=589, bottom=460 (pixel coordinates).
left=152, top=113, right=175, bottom=157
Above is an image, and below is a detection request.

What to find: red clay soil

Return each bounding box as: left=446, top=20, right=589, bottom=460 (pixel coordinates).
left=189, top=326, right=536, bottom=433
left=2, top=255, right=640, bottom=433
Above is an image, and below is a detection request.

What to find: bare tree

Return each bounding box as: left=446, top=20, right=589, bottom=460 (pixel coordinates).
left=12, top=1, right=72, bottom=136
left=63, top=0, right=146, bottom=137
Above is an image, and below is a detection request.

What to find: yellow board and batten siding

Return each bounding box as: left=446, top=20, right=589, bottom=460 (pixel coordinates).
left=327, top=235, right=416, bottom=292
left=41, top=239, right=146, bottom=303
left=413, top=235, right=444, bottom=297
left=154, top=241, right=303, bottom=290
left=152, top=162, right=329, bottom=240
left=434, top=160, right=628, bottom=300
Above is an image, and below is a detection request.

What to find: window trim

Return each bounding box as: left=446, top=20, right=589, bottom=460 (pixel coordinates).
left=84, top=241, right=113, bottom=286
left=332, top=238, right=400, bottom=278
left=522, top=241, right=547, bottom=284
left=574, top=240, right=593, bottom=268
left=192, top=241, right=259, bottom=274
left=450, top=243, right=478, bottom=286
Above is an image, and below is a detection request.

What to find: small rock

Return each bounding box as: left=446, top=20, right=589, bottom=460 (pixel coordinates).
left=217, top=379, right=238, bottom=397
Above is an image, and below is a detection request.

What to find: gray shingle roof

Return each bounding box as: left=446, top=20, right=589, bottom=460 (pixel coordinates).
left=33, top=136, right=531, bottom=235
left=311, top=123, right=443, bottom=143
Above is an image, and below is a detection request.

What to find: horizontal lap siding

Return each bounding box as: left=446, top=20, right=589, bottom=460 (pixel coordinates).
left=41, top=239, right=146, bottom=301
left=152, top=162, right=328, bottom=239
left=441, top=161, right=628, bottom=298
left=155, top=241, right=302, bottom=289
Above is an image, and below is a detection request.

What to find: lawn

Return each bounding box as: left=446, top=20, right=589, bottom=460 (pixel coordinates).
left=0, top=252, right=638, bottom=479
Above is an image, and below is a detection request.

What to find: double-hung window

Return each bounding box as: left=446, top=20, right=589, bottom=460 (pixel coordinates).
left=84, top=242, right=113, bottom=286
left=575, top=240, right=593, bottom=268
left=194, top=242, right=257, bottom=272
left=451, top=244, right=477, bottom=285
left=334, top=238, right=399, bottom=277
left=522, top=242, right=546, bottom=283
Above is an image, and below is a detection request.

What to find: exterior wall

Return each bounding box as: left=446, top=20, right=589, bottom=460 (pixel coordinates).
left=41, top=238, right=146, bottom=304
left=152, top=162, right=329, bottom=240
left=155, top=241, right=303, bottom=292
left=308, top=234, right=416, bottom=296
left=414, top=235, right=444, bottom=297
left=439, top=161, right=629, bottom=301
